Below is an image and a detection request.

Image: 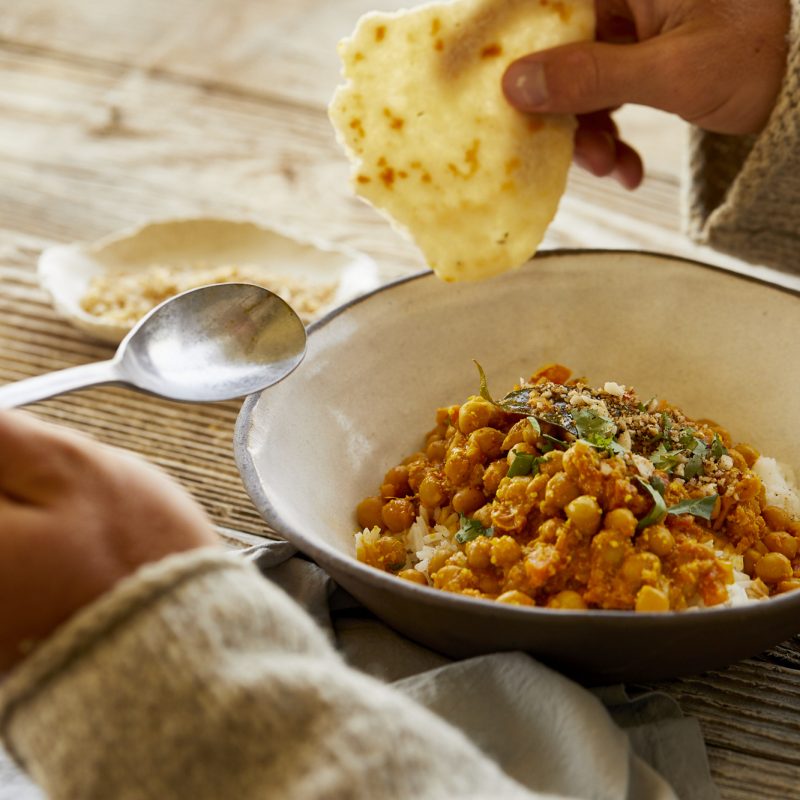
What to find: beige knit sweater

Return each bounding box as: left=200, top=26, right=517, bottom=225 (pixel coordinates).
left=3, top=549, right=679, bottom=800
left=685, top=1, right=800, bottom=271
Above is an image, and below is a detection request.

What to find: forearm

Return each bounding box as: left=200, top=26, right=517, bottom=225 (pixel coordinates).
left=684, top=0, right=800, bottom=271
left=0, top=549, right=534, bottom=800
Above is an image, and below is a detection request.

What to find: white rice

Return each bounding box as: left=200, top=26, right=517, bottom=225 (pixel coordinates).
left=752, top=456, right=800, bottom=517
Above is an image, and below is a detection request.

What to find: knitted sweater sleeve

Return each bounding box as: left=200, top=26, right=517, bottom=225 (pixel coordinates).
left=684, top=1, right=800, bottom=272
left=0, top=549, right=540, bottom=800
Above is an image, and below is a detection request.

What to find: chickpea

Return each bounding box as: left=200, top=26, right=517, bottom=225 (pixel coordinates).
left=491, top=535, right=522, bottom=568
left=635, top=585, right=670, bottom=612
left=356, top=496, right=384, bottom=530
left=418, top=475, right=446, bottom=509
left=621, top=554, right=647, bottom=584
left=537, top=518, right=561, bottom=542
left=755, top=552, right=793, bottom=584
left=436, top=406, right=456, bottom=426
left=565, top=495, right=602, bottom=537
left=432, top=564, right=463, bottom=588
left=547, top=590, right=587, bottom=610
left=496, top=590, right=534, bottom=606
left=426, top=439, right=447, bottom=462
left=428, top=545, right=456, bottom=575
left=539, top=450, right=564, bottom=477
left=471, top=504, right=493, bottom=529
left=482, top=459, right=509, bottom=496
left=469, top=427, right=505, bottom=459
left=522, top=419, right=541, bottom=446
left=381, top=498, right=415, bottom=533
left=541, top=472, right=580, bottom=514
left=640, top=524, right=674, bottom=557
left=592, top=530, right=626, bottom=567
left=763, top=505, right=792, bottom=532
left=743, top=548, right=762, bottom=576
left=398, top=569, right=428, bottom=585
left=407, top=460, right=428, bottom=492
left=444, top=448, right=471, bottom=485
left=458, top=398, right=495, bottom=435
left=465, top=537, right=493, bottom=570
left=604, top=508, right=637, bottom=538
left=501, top=420, right=527, bottom=450
left=764, top=531, right=799, bottom=560
left=506, top=442, right=535, bottom=466
left=452, top=486, right=485, bottom=515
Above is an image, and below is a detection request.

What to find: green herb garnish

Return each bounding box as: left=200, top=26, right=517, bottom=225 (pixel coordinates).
left=455, top=514, right=494, bottom=544
left=527, top=416, right=541, bottom=437
left=507, top=451, right=544, bottom=478
left=636, top=478, right=668, bottom=531
left=573, top=408, right=616, bottom=440
left=649, top=443, right=683, bottom=473
left=650, top=474, right=667, bottom=496
left=667, top=494, right=718, bottom=521
left=541, top=434, right=568, bottom=452
left=711, top=433, right=727, bottom=460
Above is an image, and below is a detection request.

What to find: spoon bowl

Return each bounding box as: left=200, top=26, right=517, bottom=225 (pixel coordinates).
left=0, top=283, right=307, bottom=408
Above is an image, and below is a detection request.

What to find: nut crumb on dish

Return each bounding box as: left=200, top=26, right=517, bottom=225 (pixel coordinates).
left=354, top=364, right=800, bottom=611
left=80, top=263, right=336, bottom=326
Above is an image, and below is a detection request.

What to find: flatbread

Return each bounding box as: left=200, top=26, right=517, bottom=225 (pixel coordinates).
left=329, top=0, right=595, bottom=281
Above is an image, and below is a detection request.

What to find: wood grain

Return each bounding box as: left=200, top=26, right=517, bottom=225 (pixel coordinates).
left=0, top=1, right=798, bottom=796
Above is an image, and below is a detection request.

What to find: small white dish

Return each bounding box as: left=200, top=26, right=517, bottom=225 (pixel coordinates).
left=38, top=217, right=381, bottom=343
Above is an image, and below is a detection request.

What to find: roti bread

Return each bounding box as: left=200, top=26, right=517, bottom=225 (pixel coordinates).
left=329, top=0, right=595, bottom=281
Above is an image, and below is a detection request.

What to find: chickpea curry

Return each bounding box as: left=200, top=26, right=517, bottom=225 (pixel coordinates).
left=354, top=365, right=800, bottom=611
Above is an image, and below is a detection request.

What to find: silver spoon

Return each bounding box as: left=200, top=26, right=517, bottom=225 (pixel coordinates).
left=0, top=283, right=307, bottom=408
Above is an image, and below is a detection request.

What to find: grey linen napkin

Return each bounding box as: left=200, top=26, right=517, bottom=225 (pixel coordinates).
left=249, top=540, right=720, bottom=800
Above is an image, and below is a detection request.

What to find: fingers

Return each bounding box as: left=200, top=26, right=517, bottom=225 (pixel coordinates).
left=503, top=39, right=671, bottom=117
left=0, top=410, right=94, bottom=504
left=572, top=111, right=644, bottom=190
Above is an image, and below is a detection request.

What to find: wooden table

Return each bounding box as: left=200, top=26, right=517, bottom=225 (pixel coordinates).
left=0, top=2, right=798, bottom=798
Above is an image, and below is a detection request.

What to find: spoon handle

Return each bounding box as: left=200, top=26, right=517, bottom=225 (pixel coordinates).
left=0, top=360, right=122, bottom=409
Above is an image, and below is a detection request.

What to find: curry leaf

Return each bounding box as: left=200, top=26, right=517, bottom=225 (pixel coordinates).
left=497, top=388, right=537, bottom=415
left=474, top=360, right=495, bottom=403
left=527, top=416, right=541, bottom=437
left=455, top=514, right=494, bottom=544
left=667, top=494, right=718, bottom=521
left=636, top=478, right=668, bottom=531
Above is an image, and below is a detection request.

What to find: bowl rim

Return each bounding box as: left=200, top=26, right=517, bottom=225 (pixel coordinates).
left=234, top=248, right=800, bottom=626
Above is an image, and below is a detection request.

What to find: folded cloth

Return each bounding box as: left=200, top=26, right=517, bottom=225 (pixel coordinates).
left=249, top=540, right=719, bottom=800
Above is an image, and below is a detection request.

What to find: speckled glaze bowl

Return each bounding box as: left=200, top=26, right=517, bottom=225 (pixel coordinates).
left=234, top=250, right=800, bottom=683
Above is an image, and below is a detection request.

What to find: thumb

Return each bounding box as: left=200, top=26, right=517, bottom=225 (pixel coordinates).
left=503, top=39, right=673, bottom=116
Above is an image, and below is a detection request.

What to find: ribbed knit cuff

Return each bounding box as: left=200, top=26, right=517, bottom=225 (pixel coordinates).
left=0, top=547, right=333, bottom=798
left=683, top=1, right=800, bottom=272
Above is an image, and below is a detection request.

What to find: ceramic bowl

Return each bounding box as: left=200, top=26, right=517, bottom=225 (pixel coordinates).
left=235, top=250, right=800, bottom=683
